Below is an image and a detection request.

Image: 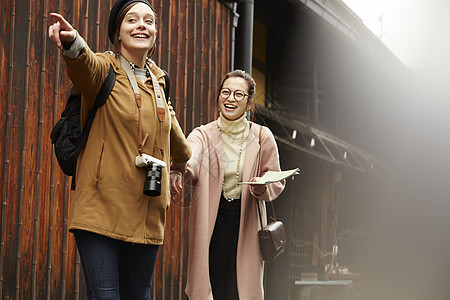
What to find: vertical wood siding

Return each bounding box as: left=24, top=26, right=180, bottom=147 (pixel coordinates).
left=0, top=0, right=232, bottom=298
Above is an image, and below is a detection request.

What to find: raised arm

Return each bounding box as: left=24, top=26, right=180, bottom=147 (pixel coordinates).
left=169, top=126, right=208, bottom=195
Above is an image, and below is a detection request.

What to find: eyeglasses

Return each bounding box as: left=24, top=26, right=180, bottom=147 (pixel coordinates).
left=219, top=88, right=249, bottom=102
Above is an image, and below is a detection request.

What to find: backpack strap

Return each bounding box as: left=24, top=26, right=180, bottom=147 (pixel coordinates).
left=71, top=64, right=115, bottom=190
left=79, top=64, right=116, bottom=149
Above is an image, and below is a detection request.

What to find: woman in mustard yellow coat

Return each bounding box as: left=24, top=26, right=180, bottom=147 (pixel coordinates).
left=48, top=0, right=191, bottom=298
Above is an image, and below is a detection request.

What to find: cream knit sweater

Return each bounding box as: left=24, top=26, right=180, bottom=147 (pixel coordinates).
left=217, top=113, right=250, bottom=200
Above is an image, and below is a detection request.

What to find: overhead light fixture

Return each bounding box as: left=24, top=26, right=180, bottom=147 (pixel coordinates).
left=332, top=244, right=339, bottom=256
left=310, top=137, right=315, bottom=147
left=343, top=151, right=347, bottom=159
left=292, top=130, right=297, bottom=140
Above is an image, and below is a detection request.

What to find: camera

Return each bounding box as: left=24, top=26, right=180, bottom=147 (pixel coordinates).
left=135, top=154, right=166, bottom=196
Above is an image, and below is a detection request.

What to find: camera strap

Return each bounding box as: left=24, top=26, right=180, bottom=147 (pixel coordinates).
left=120, top=56, right=165, bottom=157
left=147, top=64, right=166, bottom=159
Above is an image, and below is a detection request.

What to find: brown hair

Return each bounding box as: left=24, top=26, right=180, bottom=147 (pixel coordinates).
left=112, top=3, right=158, bottom=58
left=217, top=69, right=257, bottom=117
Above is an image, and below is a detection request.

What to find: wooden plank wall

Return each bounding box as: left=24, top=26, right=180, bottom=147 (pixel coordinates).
left=0, top=0, right=231, bottom=298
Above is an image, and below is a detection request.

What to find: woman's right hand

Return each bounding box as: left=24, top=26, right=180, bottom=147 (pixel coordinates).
left=170, top=170, right=183, bottom=195
left=48, top=13, right=77, bottom=50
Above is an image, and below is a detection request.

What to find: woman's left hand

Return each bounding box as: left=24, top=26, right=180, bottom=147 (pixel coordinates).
left=170, top=170, right=183, bottom=195
left=250, top=177, right=267, bottom=196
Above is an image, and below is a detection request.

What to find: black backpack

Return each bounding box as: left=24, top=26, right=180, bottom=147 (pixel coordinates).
left=50, top=65, right=170, bottom=188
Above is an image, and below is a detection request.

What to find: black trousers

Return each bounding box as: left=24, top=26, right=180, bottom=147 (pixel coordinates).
left=208, top=194, right=241, bottom=300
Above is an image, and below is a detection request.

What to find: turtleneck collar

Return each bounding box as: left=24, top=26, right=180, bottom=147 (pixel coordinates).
left=217, top=112, right=248, bottom=134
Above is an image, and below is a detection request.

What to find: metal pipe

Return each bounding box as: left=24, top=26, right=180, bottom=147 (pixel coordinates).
left=230, top=2, right=238, bottom=71
left=191, top=0, right=197, bottom=130
left=206, top=1, right=213, bottom=121
left=234, top=0, right=254, bottom=73
left=199, top=0, right=205, bottom=125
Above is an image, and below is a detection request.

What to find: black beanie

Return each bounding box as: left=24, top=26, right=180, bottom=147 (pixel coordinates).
left=108, top=0, right=153, bottom=44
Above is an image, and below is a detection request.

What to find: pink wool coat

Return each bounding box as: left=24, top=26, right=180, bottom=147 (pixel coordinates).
left=183, top=120, right=285, bottom=299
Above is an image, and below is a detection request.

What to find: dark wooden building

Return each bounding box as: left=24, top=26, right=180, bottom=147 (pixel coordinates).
left=0, top=0, right=410, bottom=299
left=0, top=0, right=233, bottom=298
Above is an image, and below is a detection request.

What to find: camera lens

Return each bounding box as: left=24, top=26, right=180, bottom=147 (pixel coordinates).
left=143, top=164, right=162, bottom=196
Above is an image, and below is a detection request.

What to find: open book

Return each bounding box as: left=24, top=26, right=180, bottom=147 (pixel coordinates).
left=239, top=168, right=300, bottom=185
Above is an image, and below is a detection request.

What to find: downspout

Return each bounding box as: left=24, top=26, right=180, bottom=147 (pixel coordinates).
left=230, top=2, right=239, bottom=71
left=234, top=0, right=254, bottom=74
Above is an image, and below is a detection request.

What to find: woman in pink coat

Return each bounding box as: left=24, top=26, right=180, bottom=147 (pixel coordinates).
left=170, top=70, right=285, bottom=299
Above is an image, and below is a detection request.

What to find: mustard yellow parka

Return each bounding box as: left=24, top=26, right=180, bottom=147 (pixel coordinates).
left=63, top=44, right=191, bottom=244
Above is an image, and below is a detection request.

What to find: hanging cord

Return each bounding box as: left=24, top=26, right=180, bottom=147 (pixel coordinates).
left=120, top=56, right=165, bottom=156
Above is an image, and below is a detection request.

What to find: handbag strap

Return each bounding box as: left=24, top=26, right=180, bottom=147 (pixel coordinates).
left=255, top=125, right=279, bottom=230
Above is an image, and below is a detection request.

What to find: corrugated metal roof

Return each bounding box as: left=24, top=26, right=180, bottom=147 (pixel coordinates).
left=289, top=0, right=407, bottom=77
left=255, top=105, right=382, bottom=173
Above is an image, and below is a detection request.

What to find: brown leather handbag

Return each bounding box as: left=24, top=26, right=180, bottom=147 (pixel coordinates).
left=255, top=125, right=286, bottom=261
left=257, top=202, right=286, bottom=261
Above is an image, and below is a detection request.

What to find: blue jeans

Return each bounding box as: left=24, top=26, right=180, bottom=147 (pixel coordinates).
left=73, top=230, right=159, bottom=300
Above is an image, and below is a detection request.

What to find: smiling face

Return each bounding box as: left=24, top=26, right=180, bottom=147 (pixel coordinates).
left=218, top=76, right=251, bottom=121
left=118, top=3, right=157, bottom=63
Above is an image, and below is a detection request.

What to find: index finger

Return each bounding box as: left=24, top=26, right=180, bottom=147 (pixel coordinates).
left=50, top=13, right=72, bottom=29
